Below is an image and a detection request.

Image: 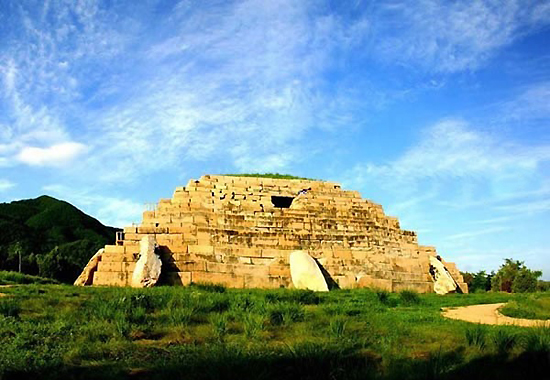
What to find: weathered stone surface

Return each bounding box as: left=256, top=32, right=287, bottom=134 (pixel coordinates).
left=429, top=256, right=460, bottom=295
left=131, top=236, right=162, bottom=288
left=74, top=248, right=104, bottom=286
left=289, top=250, right=329, bottom=292
left=80, top=175, right=468, bottom=293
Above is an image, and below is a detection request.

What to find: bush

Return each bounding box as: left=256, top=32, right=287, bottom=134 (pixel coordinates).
left=399, top=290, right=420, bottom=305
left=376, top=289, right=398, bottom=307
left=491, top=259, right=542, bottom=293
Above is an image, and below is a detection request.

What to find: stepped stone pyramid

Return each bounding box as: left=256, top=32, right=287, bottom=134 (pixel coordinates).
left=81, top=175, right=468, bottom=293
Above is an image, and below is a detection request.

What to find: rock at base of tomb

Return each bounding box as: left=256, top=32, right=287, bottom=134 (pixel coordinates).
left=74, top=248, right=104, bottom=286
left=131, top=236, right=162, bottom=288
left=429, top=256, right=460, bottom=295
left=289, top=250, right=329, bottom=292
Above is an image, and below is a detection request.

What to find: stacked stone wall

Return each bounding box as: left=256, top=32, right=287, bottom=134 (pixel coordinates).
left=90, top=175, right=467, bottom=292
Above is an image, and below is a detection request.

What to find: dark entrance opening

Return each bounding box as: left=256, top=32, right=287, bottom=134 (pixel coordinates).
left=271, top=196, right=294, bottom=208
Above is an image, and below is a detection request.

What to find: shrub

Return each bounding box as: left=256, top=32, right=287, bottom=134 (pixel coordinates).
left=399, top=290, right=420, bottom=305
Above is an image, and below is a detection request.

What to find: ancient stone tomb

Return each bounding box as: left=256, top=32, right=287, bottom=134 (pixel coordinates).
left=76, top=175, right=468, bottom=293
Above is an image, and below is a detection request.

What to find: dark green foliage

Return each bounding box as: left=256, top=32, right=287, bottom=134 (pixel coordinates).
left=538, top=281, right=550, bottom=292
left=462, top=271, right=493, bottom=293
left=491, top=258, right=542, bottom=293
left=0, top=196, right=118, bottom=283
left=512, top=267, right=542, bottom=293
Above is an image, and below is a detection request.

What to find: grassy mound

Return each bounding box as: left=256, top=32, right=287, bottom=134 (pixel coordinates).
left=0, top=271, right=58, bottom=285
left=500, top=292, right=550, bottom=320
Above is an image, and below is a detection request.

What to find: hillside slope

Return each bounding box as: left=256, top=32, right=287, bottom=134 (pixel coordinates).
left=0, top=195, right=119, bottom=283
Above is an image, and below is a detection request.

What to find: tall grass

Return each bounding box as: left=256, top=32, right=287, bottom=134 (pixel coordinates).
left=210, top=313, right=229, bottom=342
left=522, top=326, right=550, bottom=352
left=329, top=317, right=347, bottom=338
left=0, top=284, right=547, bottom=379
left=0, top=298, right=21, bottom=318
left=465, top=324, right=487, bottom=350
left=491, top=329, right=517, bottom=355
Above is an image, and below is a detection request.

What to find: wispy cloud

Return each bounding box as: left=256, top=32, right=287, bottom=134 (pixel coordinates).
left=347, top=118, right=550, bottom=198
left=0, top=179, right=15, bottom=192
left=375, top=0, right=550, bottom=73
left=445, top=226, right=512, bottom=241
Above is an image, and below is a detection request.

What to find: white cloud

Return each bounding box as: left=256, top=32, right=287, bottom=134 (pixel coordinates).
left=16, top=142, right=87, bottom=167
left=0, top=179, right=15, bottom=192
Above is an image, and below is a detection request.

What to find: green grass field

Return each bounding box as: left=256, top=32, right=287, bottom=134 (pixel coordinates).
left=500, top=292, right=550, bottom=320
left=0, top=284, right=548, bottom=380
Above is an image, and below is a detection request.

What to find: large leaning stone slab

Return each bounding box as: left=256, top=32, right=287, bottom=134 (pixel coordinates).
left=74, top=248, right=104, bottom=286
left=429, top=256, right=459, bottom=295
left=131, top=235, right=162, bottom=288
left=289, top=250, right=329, bottom=292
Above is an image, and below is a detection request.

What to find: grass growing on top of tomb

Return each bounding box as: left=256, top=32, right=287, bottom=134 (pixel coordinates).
left=223, top=173, right=317, bottom=180
left=0, top=285, right=549, bottom=380
left=500, top=292, right=550, bottom=320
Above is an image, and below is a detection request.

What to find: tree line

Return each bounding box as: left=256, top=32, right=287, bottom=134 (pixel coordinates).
left=461, top=258, right=548, bottom=293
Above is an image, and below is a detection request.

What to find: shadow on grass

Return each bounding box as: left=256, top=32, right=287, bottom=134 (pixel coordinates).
left=2, top=346, right=548, bottom=380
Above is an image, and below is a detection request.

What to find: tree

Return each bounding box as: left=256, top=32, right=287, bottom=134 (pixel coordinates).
left=491, top=258, right=542, bottom=293
left=461, top=271, right=493, bottom=292
left=512, top=267, right=542, bottom=293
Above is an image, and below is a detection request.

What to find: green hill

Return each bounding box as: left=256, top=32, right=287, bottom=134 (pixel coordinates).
left=0, top=195, right=118, bottom=283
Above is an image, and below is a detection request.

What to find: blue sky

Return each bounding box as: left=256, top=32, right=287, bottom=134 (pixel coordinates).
left=0, top=0, right=549, bottom=278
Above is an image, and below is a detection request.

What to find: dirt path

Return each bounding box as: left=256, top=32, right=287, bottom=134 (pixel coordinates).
left=442, top=303, right=550, bottom=327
